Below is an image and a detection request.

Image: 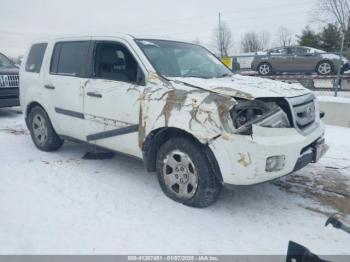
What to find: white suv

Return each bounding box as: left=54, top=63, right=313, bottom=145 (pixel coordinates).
left=20, top=34, right=328, bottom=207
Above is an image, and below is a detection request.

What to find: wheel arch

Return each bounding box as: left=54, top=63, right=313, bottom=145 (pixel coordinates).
left=25, top=101, right=47, bottom=127
left=142, top=127, right=223, bottom=183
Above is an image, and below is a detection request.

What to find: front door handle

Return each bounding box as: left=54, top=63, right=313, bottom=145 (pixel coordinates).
left=44, top=84, right=55, bottom=90
left=87, top=92, right=102, bottom=98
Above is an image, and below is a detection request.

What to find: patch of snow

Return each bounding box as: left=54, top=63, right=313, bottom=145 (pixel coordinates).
left=321, top=125, right=350, bottom=170
left=320, top=54, right=349, bottom=64
left=307, top=47, right=326, bottom=54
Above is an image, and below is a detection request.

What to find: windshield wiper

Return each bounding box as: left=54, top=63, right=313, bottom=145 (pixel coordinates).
left=217, top=73, right=233, bottom=78
left=182, top=75, right=212, bottom=79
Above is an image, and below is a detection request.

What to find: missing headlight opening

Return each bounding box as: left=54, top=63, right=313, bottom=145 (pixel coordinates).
left=231, top=99, right=291, bottom=135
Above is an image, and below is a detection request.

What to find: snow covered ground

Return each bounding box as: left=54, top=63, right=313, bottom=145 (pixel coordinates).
left=0, top=107, right=349, bottom=255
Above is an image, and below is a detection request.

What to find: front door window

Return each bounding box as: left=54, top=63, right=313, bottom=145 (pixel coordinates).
left=94, top=42, right=143, bottom=84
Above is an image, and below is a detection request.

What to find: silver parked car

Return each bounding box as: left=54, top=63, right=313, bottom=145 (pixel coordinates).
left=251, top=46, right=350, bottom=76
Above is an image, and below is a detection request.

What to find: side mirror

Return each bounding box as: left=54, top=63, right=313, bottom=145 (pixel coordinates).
left=136, top=67, right=146, bottom=86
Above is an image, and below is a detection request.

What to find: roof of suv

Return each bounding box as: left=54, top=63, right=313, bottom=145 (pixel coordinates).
left=30, top=33, right=187, bottom=46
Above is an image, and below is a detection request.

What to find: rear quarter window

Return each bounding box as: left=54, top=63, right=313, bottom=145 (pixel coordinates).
left=50, top=41, right=90, bottom=77
left=25, top=43, right=48, bottom=73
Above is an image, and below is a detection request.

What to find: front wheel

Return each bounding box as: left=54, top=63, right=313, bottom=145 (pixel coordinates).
left=316, top=61, right=334, bottom=75
left=28, top=106, right=64, bottom=152
left=156, top=138, right=222, bottom=208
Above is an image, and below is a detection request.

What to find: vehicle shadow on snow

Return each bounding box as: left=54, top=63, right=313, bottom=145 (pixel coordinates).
left=60, top=141, right=150, bottom=178
left=0, top=107, right=22, bottom=118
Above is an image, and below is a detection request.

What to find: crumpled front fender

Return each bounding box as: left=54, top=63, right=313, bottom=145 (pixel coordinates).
left=138, top=77, right=237, bottom=147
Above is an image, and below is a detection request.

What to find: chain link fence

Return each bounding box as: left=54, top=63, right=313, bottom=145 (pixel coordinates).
left=225, top=50, right=350, bottom=98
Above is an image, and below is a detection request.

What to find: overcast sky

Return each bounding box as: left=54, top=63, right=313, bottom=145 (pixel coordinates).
left=0, top=0, right=319, bottom=57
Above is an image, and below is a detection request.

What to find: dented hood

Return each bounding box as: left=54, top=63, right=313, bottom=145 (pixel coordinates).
left=170, top=74, right=310, bottom=99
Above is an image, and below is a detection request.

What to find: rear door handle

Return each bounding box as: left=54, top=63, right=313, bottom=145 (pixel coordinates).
left=44, top=84, right=55, bottom=90
left=87, top=92, right=102, bottom=98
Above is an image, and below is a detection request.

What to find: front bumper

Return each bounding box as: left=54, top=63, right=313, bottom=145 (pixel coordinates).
left=209, top=121, right=326, bottom=186
left=0, top=88, right=20, bottom=108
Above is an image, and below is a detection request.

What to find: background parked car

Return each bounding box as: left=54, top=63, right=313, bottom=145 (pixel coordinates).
left=0, top=52, right=20, bottom=108
left=251, top=46, right=350, bottom=76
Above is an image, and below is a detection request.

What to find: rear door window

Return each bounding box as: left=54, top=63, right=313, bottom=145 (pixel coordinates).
left=270, top=48, right=287, bottom=55
left=50, top=41, right=90, bottom=77
left=25, top=43, right=48, bottom=73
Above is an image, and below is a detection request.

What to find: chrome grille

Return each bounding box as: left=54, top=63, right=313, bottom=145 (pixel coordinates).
left=287, top=93, right=318, bottom=135
left=0, top=75, right=19, bottom=88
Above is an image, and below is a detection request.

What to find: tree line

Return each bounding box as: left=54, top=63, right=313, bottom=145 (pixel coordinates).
left=209, top=0, right=350, bottom=56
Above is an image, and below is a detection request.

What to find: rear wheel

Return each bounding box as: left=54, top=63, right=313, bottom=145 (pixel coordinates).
left=156, top=137, right=222, bottom=208
left=28, top=106, right=64, bottom=152
left=316, top=61, right=334, bottom=75
left=258, top=62, right=273, bottom=76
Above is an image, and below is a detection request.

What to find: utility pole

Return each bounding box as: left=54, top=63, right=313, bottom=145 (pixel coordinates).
left=335, top=31, right=345, bottom=97
left=219, top=12, right=223, bottom=58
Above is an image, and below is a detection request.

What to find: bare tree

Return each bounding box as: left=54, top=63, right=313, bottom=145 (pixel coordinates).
left=241, top=32, right=260, bottom=53
left=319, top=0, right=350, bottom=33
left=276, top=27, right=293, bottom=47
left=212, top=22, right=234, bottom=57
left=241, top=31, right=270, bottom=52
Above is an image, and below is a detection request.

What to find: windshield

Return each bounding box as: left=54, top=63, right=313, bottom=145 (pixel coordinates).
left=136, top=39, right=232, bottom=79
left=0, top=53, right=14, bottom=68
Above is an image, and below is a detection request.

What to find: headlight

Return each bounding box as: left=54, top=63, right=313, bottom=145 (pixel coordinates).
left=230, top=100, right=291, bottom=135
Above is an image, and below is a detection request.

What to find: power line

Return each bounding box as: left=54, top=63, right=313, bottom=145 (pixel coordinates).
left=155, top=20, right=309, bottom=40
left=127, top=10, right=311, bottom=34
left=0, top=15, right=311, bottom=39
left=119, top=0, right=317, bottom=30
left=0, top=1, right=317, bottom=40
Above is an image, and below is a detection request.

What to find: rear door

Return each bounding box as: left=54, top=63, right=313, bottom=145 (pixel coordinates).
left=44, top=40, right=91, bottom=141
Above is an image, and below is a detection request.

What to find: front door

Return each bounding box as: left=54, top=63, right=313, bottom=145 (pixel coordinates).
left=83, top=40, right=146, bottom=158
left=269, top=47, right=292, bottom=72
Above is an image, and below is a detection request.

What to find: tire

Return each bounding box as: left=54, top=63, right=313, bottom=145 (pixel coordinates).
left=257, top=62, right=273, bottom=76
left=316, top=61, right=334, bottom=75
left=156, top=137, right=222, bottom=208
left=28, top=106, right=64, bottom=152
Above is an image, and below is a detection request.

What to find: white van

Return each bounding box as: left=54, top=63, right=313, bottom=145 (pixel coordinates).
left=20, top=34, right=328, bottom=207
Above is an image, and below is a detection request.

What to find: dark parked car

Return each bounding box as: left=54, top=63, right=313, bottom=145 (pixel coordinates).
left=0, top=53, right=19, bottom=108
left=251, top=46, right=350, bottom=76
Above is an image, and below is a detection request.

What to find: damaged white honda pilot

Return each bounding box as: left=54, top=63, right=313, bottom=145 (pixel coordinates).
left=20, top=34, right=328, bottom=207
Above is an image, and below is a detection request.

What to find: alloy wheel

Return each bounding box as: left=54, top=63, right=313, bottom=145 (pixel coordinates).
left=318, top=62, right=332, bottom=75
left=162, top=150, right=199, bottom=200
left=32, top=114, right=48, bottom=146
left=259, top=63, right=271, bottom=75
